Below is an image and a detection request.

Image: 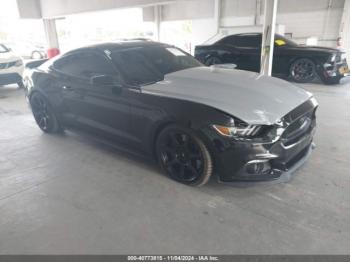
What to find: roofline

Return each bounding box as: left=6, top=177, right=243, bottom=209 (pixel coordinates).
left=64, top=40, right=169, bottom=55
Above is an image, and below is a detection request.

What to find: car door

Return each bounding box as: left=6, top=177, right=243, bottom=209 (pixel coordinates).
left=213, top=35, right=241, bottom=65
left=51, top=53, right=88, bottom=126
left=53, top=51, right=135, bottom=146
left=233, top=35, right=262, bottom=72
left=272, top=38, right=292, bottom=76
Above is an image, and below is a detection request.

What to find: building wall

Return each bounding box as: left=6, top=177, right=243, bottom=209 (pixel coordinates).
left=152, top=0, right=345, bottom=47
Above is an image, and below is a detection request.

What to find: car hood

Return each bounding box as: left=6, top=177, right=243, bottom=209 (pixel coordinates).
left=141, top=67, right=312, bottom=125
left=294, top=45, right=341, bottom=54
left=0, top=51, right=21, bottom=62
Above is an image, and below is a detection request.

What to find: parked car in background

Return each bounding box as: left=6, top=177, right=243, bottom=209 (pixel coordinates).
left=195, top=33, right=348, bottom=85
left=6, top=42, right=47, bottom=59
left=0, top=43, right=24, bottom=88
left=25, top=41, right=317, bottom=186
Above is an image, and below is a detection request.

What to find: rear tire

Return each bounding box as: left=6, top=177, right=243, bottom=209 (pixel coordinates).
left=156, top=125, right=213, bottom=187
left=30, top=92, right=62, bottom=133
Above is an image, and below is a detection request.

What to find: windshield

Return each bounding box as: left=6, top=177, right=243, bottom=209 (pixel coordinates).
left=110, top=45, right=202, bottom=86
left=275, top=34, right=298, bottom=47
left=0, top=44, right=10, bottom=53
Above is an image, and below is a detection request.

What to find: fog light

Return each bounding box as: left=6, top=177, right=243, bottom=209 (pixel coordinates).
left=246, top=160, right=271, bottom=175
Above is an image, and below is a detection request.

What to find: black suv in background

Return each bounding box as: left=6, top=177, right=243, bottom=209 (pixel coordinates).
left=195, top=33, right=348, bottom=84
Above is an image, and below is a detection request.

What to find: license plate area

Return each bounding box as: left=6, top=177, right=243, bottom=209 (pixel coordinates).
left=339, top=66, right=349, bottom=75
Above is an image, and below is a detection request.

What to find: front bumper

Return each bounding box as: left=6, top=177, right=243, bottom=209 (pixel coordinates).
left=207, top=98, right=318, bottom=182
left=0, top=62, right=24, bottom=86
left=321, top=57, right=349, bottom=79
left=0, top=72, right=23, bottom=86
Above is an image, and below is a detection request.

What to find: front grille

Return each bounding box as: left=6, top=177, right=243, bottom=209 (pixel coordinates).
left=7, top=61, right=16, bottom=67
left=0, top=61, right=17, bottom=70
left=281, top=100, right=317, bottom=147
left=0, top=62, right=9, bottom=69
left=282, top=112, right=315, bottom=147
left=285, top=144, right=311, bottom=169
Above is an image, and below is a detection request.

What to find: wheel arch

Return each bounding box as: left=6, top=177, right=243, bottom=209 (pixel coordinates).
left=288, top=55, right=326, bottom=74
left=288, top=56, right=316, bottom=69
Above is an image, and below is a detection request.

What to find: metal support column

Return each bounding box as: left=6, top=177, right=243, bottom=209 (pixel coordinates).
left=214, top=0, right=222, bottom=34
left=154, top=5, right=161, bottom=42
left=260, top=0, right=278, bottom=76
left=340, top=0, right=350, bottom=58
left=43, top=18, right=60, bottom=58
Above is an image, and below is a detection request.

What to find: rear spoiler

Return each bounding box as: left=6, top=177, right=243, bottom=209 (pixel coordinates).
left=25, top=59, right=48, bottom=69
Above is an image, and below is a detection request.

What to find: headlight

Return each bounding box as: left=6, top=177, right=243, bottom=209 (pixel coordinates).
left=213, top=123, right=263, bottom=138
left=14, top=60, right=23, bottom=67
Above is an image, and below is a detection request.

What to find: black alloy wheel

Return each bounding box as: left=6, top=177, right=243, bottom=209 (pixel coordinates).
left=156, top=125, right=213, bottom=186
left=205, top=56, right=222, bottom=66
left=290, top=58, right=316, bottom=83
left=30, top=93, right=61, bottom=133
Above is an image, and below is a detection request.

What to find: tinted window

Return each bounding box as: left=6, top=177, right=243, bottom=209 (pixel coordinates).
left=219, top=35, right=262, bottom=47
left=110, top=46, right=201, bottom=86
left=53, top=52, right=116, bottom=79
left=219, top=34, right=298, bottom=48
left=0, top=44, right=9, bottom=53
left=218, top=35, right=237, bottom=45
left=235, top=36, right=261, bottom=48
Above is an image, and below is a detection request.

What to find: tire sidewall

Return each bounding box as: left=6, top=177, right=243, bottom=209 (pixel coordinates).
left=30, top=92, right=60, bottom=133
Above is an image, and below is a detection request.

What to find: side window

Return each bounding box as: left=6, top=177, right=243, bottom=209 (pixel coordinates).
left=218, top=36, right=237, bottom=45
left=112, top=51, right=161, bottom=86
left=53, top=52, right=116, bottom=79
left=235, top=36, right=262, bottom=48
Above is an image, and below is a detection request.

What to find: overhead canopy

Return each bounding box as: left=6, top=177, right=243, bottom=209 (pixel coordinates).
left=16, top=0, right=175, bottom=19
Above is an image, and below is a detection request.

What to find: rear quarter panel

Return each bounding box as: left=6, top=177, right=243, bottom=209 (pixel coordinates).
left=195, top=44, right=240, bottom=64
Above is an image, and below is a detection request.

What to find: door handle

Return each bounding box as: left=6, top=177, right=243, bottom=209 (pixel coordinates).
left=62, top=85, right=73, bottom=91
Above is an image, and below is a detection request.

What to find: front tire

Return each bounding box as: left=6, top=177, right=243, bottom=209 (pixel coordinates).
left=30, top=92, right=62, bottom=133
left=290, top=58, right=316, bottom=83
left=156, top=125, right=213, bottom=186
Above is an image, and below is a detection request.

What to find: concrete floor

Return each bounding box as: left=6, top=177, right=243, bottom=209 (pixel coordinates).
left=0, top=80, right=349, bottom=255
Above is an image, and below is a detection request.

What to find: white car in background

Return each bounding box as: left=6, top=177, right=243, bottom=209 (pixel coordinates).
left=5, top=42, right=47, bottom=59
left=0, top=43, right=24, bottom=88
